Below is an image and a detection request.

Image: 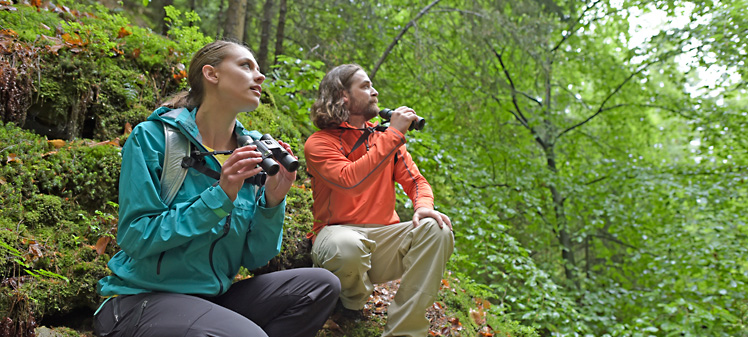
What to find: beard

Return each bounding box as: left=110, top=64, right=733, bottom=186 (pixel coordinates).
left=348, top=97, right=379, bottom=121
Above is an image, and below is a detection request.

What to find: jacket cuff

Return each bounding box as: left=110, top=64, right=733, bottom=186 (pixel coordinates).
left=387, top=127, right=407, bottom=142
left=414, top=201, right=434, bottom=211
left=256, top=192, right=286, bottom=219
left=201, top=185, right=235, bottom=218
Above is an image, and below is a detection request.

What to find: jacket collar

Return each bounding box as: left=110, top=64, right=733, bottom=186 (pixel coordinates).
left=148, top=106, right=256, bottom=146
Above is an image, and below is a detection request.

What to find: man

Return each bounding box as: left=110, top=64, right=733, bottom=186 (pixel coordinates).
left=304, top=64, right=454, bottom=337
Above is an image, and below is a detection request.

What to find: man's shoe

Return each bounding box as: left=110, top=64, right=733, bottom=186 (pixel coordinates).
left=332, top=300, right=366, bottom=321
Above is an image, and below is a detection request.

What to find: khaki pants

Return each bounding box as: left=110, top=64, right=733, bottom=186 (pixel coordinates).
left=311, top=218, right=454, bottom=337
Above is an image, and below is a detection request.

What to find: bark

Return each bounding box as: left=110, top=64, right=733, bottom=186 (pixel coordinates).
left=244, top=0, right=256, bottom=47
left=223, top=0, right=249, bottom=41
left=216, top=0, right=225, bottom=39
left=273, top=0, right=287, bottom=65
left=257, top=0, right=275, bottom=72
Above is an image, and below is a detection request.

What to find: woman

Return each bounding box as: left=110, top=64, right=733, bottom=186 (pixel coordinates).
left=93, top=40, right=340, bottom=337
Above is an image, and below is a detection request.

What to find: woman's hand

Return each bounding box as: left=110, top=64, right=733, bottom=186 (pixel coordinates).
left=412, top=207, right=452, bottom=230
left=264, top=140, right=297, bottom=208
left=219, top=144, right=264, bottom=202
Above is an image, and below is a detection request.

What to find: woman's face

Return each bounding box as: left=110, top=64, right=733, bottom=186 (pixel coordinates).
left=212, top=45, right=265, bottom=112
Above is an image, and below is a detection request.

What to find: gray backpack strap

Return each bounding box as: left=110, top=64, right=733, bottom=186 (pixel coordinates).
left=160, top=123, right=191, bottom=206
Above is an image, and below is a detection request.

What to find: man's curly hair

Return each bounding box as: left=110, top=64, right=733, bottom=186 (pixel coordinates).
left=310, top=64, right=364, bottom=129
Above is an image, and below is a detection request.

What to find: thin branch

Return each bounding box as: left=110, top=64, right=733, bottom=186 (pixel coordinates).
left=370, top=0, right=442, bottom=80
left=591, top=234, right=655, bottom=256
left=486, top=42, right=532, bottom=128
left=550, top=0, right=603, bottom=53
left=557, top=60, right=654, bottom=139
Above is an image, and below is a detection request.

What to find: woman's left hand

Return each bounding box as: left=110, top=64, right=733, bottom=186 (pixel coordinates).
left=264, top=140, right=297, bottom=208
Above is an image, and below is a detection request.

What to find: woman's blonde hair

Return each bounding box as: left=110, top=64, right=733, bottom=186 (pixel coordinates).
left=310, top=64, right=364, bottom=129
left=162, top=40, right=252, bottom=109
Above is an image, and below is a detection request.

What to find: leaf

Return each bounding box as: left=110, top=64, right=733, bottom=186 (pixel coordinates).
left=478, top=326, right=494, bottom=336
left=117, top=27, right=132, bottom=38
left=6, top=153, right=21, bottom=164
left=27, top=243, right=43, bottom=260
left=95, top=236, right=111, bottom=255
left=322, top=318, right=341, bottom=331
left=469, top=308, right=486, bottom=325
left=48, top=139, right=66, bottom=148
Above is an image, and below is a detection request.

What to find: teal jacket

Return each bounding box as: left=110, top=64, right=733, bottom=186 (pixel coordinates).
left=97, top=107, right=285, bottom=297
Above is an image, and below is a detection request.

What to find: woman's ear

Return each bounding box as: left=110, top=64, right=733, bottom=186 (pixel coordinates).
left=341, top=90, right=349, bottom=104
left=202, top=64, right=219, bottom=84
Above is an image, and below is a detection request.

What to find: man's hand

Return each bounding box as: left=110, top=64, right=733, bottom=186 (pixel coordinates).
left=412, top=207, right=453, bottom=230
left=389, top=106, right=420, bottom=135
left=264, top=140, right=297, bottom=208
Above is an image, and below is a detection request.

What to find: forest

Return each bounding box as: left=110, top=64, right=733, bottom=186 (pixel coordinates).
left=0, top=0, right=746, bottom=336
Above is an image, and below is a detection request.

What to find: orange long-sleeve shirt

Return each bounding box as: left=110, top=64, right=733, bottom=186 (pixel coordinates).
left=304, top=121, right=434, bottom=238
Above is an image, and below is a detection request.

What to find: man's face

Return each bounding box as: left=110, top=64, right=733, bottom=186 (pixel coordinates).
left=345, top=70, right=379, bottom=120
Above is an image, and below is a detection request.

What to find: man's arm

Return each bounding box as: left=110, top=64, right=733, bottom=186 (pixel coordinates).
left=393, top=148, right=452, bottom=229
left=304, top=128, right=406, bottom=195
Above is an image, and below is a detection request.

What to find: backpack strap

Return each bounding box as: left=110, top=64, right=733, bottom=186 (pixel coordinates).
left=160, top=123, right=191, bottom=206
left=342, top=124, right=388, bottom=158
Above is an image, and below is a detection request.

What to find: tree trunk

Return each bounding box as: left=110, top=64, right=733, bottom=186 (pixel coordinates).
left=544, top=144, right=578, bottom=288
left=223, top=0, right=248, bottom=41
left=189, top=0, right=197, bottom=27
left=216, top=0, right=225, bottom=39
left=154, top=0, right=174, bottom=35
left=244, top=0, right=256, bottom=48
left=273, top=0, right=287, bottom=65
left=257, top=0, right=274, bottom=73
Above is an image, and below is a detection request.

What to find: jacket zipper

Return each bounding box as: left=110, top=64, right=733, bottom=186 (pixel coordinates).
left=209, top=214, right=231, bottom=295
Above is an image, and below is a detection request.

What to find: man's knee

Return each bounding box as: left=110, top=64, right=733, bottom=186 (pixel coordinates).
left=419, top=218, right=454, bottom=241
left=313, top=230, right=374, bottom=270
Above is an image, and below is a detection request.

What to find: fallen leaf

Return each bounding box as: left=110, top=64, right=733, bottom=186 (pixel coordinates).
left=48, top=139, right=66, bottom=148
left=478, top=326, right=494, bottom=336
left=95, top=236, right=111, bottom=255
left=6, top=153, right=21, bottom=164
left=322, top=318, right=341, bottom=331
left=117, top=27, right=131, bottom=38
left=470, top=308, right=485, bottom=325
left=28, top=242, right=43, bottom=260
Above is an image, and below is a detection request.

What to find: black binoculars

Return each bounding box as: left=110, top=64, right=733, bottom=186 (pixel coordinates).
left=378, top=108, right=425, bottom=131
left=237, top=134, right=299, bottom=176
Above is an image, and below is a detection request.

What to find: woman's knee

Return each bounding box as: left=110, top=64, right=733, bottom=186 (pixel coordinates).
left=307, top=268, right=342, bottom=298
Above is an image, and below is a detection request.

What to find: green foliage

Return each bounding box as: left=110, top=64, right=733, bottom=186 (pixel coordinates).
left=438, top=272, right=538, bottom=337
left=163, top=5, right=213, bottom=63
left=0, top=121, right=120, bottom=321
left=265, top=55, right=326, bottom=130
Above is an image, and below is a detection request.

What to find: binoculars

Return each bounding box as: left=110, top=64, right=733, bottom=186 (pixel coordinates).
left=378, top=108, right=425, bottom=131
left=237, top=134, right=299, bottom=176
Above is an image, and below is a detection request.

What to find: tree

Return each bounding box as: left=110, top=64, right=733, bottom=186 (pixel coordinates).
left=223, top=0, right=248, bottom=41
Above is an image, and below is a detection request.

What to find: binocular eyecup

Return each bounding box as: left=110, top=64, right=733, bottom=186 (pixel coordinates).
left=237, top=134, right=299, bottom=176
left=378, top=108, right=425, bottom=131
